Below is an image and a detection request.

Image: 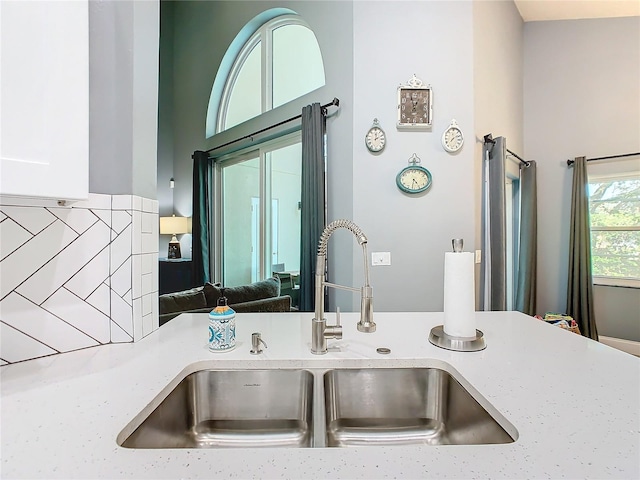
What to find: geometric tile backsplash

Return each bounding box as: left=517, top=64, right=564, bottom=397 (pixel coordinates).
left=0, top=193, right=159, bottom=365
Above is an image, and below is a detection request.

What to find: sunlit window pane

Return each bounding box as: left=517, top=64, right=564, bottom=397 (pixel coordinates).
left=589, top=175, right=640, bottom=280
left=222, top=157, right=260, bottom=286
left=217, top=16, right=326, bottom=133
left=589, top=178, right=640, bottom=228
left=591, top=230, right=640, bottom=278
left=270, top=142, right=302, bottom=274
left=224, top=42, right=262, bottom=130
left=272, top=24, right=325, bottom=108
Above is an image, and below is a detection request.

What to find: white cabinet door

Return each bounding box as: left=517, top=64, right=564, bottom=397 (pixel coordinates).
left=0, top=0, right=88, bottom=201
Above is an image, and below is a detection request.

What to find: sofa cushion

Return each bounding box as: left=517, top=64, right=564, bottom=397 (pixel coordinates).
left=158, top=287, right=207, bottom=314
left=203, top=276, right=281, bottom=307
left=230, top=295, right=291, bottom=313
left=159, top=295, right=292, bottom=327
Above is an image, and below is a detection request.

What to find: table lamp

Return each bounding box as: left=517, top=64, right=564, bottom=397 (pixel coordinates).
left=159, top=215, right=189, bottom=259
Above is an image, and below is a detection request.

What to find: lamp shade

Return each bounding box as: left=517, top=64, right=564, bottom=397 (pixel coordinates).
left=160, top=215, right=189, bottom=235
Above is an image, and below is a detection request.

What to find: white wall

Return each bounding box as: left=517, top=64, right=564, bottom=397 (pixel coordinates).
left=524, top=17, right=640, bottom=341
left=0, top=194, right=159, bottom=365
left=0, top=1, right=162, bottom=365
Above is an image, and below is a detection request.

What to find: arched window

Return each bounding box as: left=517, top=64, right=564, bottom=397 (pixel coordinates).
left=206, top=12, right=325, bottom=137
left=206, top=12, right=325, bottom=299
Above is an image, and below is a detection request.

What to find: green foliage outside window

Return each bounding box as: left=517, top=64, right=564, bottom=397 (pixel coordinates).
left=589, top=177, right=640, bottom=279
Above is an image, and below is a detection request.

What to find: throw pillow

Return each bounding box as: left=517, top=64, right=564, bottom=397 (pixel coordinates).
left=225, top=276, right=281, bottom=304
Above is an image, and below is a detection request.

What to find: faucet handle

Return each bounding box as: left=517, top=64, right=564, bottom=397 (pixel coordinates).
left=335, top=307, right=341, bottom=327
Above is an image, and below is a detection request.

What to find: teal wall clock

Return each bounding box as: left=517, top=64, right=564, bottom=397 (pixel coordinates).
left=396, top=153, right=432, bottom=194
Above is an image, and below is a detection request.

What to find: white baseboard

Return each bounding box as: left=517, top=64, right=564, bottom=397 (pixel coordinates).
left=599, top=336, right=640, bottom=357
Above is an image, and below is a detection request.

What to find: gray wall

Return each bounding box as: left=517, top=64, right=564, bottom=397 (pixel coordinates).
left=473, top=0, right=524, bottom=306
left=473, top=1, right=524, bottom=157
left=89, top=0, right=158, bottom=199
left=594, top=286, right=640, bottom=341
left=351, top=1, right=477, bottom=312
left=89, top=0, right=134, bottom=194
left=523, top=17, right=640, bottom=341
left=158, top=0, right=176, bottom=256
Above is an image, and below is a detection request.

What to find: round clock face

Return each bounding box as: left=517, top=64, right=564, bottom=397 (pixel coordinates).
left=396, top=166, right=432, bottom=194
left=442, top=124, right=464, bottom=153
left=365, top=126, right=386, bottom=152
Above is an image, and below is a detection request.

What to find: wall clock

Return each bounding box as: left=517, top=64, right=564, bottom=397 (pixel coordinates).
left=397, top=74, right=432, bottom=129
left=365, top=118, right=386, bottom=153
left=442, top=119, right=464, bottom=153
left=396, top=153, right=432, bottom=194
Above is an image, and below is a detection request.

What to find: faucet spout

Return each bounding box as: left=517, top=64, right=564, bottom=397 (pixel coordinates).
left=311, top=220, right=375, bottom=355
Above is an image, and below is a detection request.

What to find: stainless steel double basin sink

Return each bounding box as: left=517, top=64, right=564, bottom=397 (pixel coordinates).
left=117, top=365, right=518, bottom=449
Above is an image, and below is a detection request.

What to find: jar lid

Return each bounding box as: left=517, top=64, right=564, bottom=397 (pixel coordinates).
left=209, top=304, right=235, bottom=317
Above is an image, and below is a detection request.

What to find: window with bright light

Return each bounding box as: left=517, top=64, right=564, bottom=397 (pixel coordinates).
left=589, top=173, right=640, bottom=287
left=210, top=12, right=324, bottom=299
left=219, top=134, right=302, bottom=288
left=216, top=14, right=325, bottom=133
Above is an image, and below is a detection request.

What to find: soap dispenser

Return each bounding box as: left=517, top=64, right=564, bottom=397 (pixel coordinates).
left=208, top=289, right=236, bottom=352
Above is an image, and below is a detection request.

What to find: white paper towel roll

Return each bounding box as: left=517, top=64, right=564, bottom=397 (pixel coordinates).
left=443, top=251, right=476, bottom=338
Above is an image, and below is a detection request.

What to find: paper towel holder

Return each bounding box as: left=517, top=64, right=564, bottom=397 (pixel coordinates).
left=429, top=237, right=486, bottom=352
left=428, top=325, right=486, bottom=352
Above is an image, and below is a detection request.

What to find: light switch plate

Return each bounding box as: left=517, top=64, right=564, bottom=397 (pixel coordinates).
left=475, top=250, right=482, bottom=264
left=372, top=252, right=391, bottom=266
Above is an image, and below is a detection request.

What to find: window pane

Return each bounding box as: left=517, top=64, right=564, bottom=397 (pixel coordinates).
left=272, top=25, right=325, bottom=108
left=591, top=230, right=640, bottom=279
left=589, top=177, right=640, bottom=227
left=222, top=157, right=260, bottom=286
left=270, top=142, right=302, bottom=275
left=224, top=42, right=262, bottom=130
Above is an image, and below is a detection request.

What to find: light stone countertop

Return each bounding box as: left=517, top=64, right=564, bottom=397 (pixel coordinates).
left=1, top=311, right=638, bottom=479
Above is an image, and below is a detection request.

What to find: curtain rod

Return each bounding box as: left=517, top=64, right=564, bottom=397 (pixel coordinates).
left=506, top=149, right=530, bottom=167
left=205, top=97, right=340, bottom=155
left=483, top=134, right=530, bottom=167
left=566, top=152, right=640, bottom=166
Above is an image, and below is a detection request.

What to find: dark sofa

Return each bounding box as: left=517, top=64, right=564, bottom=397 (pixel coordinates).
left=159, top=276, right=291, bottom=326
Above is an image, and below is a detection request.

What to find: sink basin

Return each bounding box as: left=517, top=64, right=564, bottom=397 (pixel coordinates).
left=119, top=369, right=314, bottom=448
left=324, top=367, right=517, bottom=447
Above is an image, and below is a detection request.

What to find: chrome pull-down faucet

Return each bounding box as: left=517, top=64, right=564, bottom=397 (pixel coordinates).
left=311, top=220, right=375, bottom=355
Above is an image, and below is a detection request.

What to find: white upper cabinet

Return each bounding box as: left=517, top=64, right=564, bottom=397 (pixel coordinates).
left=1, top=0, right=89, bottom=201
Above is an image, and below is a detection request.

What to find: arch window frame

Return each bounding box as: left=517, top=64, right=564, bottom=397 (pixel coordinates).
left=215, top=14, right=323, bottom=134
left=204, top=11, right=326, bottom=296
